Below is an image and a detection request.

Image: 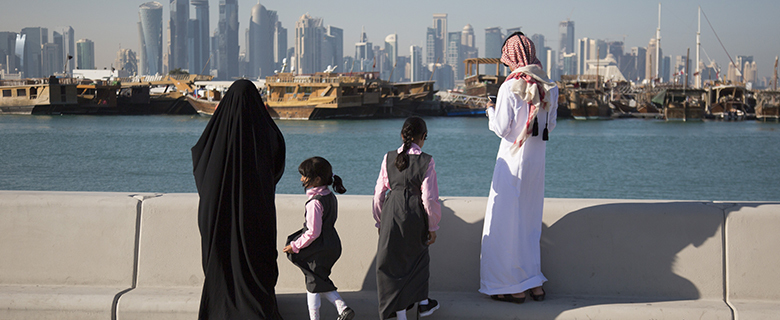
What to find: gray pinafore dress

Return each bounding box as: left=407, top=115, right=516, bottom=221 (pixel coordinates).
left=376, top=151, right=432, bottom=319
left=286, top=192, right=342, bottom=293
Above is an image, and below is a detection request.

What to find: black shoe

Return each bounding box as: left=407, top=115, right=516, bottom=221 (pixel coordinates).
left=418, top=299, right=439, bottom=317
left=530, top=287, right=546, bottom=301
left=338, top=307, right=355, bottom=320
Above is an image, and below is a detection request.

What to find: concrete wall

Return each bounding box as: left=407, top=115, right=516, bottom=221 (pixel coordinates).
left=0, top=191, right=778, bottom=319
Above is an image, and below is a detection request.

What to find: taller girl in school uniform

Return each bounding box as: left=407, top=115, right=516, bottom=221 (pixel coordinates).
left=372, top=116, right=441, bottom=320
left=284, top=157, right=355, bottom=320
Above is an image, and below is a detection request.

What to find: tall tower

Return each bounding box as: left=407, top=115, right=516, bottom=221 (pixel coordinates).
left=355, top=26, right=373, bottom=71
left=273, top=21, right=287, bottom=71
left=20, top=27, right=46, bottom=78
left=249, top=2, right=277, bottom=78
left=324, top=26, right=343, bottom=71
left=484, top=27, right=503, bottom=59
left=558, top=20, right=574, bottom=64
left=61, top=27, right=75, bottom=74
left=384, top=34, right=397, bottom=80
left=138, top=2, right=163, bottom=75
left=531, top=34, right=545, bottom=62
left=410, top=45, right=422, bottom=82
left=432, top=14, right=447, bottom=64
left=425, top=27, right=438, bottom=65
left=191, top=0, right=210, bottom=75
left=75, top=39, right=95, bottom=69
left=169, top=0, right=189, bottom=71
left=294, top=14, right=324, bottom=74
left=218, top=0, right=239, bottom=80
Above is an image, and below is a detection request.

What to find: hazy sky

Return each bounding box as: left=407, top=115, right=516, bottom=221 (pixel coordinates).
left=3, top=0, right=779, bottom=79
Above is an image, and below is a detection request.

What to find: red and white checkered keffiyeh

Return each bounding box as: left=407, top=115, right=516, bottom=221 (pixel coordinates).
left=500, top=34, right=551, bottom=151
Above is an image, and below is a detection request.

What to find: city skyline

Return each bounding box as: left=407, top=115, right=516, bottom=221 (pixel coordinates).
left=1, top=0, right=779, bottom=80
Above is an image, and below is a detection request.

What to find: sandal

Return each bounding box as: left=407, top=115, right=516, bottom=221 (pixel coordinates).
left=490, top=293, right=526, bottom=304
left=529, top=287, right=546, bottom=301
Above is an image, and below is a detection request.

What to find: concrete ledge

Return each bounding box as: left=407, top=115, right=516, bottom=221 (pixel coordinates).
left=0, top=191, right=142, bottom=320
left=1, top=191, right=779, bottom=319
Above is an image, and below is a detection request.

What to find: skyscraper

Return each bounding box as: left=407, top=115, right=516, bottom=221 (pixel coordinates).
left=61, top=27, right=75, bottom=75
left=410, top=45, right=422, bottom=82
left=484, top=27, right=503, bottom=59
left=273, top=21, right=287, bottom=72
left=115, top=48, right=138, bottom=75
left=294, top=14, right=323, bottom=74
left=76, top=39, right=95, bottom=69
left=559, top=20, right=574, bottom=63
left=169, top=0, right=189, bottom=71
left=51, top=31, right=63, bottom=74
left=217, top=0, right=239, bottom=80
left=190, top=0, right=210, bottom=75
left=461, top=25, right=478, bottom=76
left=41, top=43, right=59, bottom=76
left=138, top=2, right=163, bottom=75
left=0, top=32, right=19, bottom=74
left=384, top=34, right=397, bottom=81
left=355, top=27, right=373, bottom=72
left=249, top=3, right=277, bottom=78
left=21, top=27, right=46, bottom=78
left=531, top=34, right=545, bottom=62
left=447, top=31, right=463, bottom=80
left=646, top=38, right=662, bottom=81
left=425, top=27, right=438, bottom=65
left=324, top=26, right=342, bottom=72
left=432, top=14, right=447, bottom=64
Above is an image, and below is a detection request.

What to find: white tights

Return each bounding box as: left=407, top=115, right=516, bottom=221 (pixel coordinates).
left=307, top=290, right=347, bottom=320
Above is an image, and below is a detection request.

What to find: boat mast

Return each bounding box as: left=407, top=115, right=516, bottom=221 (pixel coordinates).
left=656, top=3, right=662, bottom=83
left=774, top=56, right=778, bottom=91
left=695, top=6, right=701, bottom=88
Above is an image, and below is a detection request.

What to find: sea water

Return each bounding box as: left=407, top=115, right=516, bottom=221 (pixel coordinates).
left=1, top=115, right=778, bottom=201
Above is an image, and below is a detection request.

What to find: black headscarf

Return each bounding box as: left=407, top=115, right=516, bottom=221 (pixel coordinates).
left=192, top=79, right=285, bottom=319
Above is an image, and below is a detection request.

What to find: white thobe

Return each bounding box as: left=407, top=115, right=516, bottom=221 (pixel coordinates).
left=479, top=78, right=558, bottom=295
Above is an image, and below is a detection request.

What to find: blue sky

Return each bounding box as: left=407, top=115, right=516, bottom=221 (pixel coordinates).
left=3, top=0, right=779, bottom=79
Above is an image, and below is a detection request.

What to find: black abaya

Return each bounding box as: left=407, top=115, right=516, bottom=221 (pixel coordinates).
left=192, top=79, right=285, bottom=320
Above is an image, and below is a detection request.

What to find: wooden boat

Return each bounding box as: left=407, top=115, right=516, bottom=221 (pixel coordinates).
left=705, top=85, right=754, bottom=121
left=651, top=88, right=706, bottom=121
left=0, top=77, right=78, bottom=114
left=378, top=81, right=438, bottom=117
left=755, top=90, right=780, bottom=122
left=559, top=75, right=611, bottom=120
left=264, top=72, right=387, bottom=120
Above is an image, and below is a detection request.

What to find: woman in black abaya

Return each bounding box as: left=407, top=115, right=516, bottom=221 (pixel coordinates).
left=192, top=79, right=286, bottom=320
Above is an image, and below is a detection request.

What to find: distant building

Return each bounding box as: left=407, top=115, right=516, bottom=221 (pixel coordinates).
left=630, top=46, right=646, bottom=82
left=190, top=0, right=210, bottom=75
left=248, top=2, right=277, bottom=78
left=41, top=43, right=59, bottom=76
left=646, top=38, right=662, bottom=82
left=76, top=39, right=95, bottom=70
left=432, top=14, right=447, bottom=65
left=21, top=27, right=46, bottom=78
left=115, top=48, right=138, bottom=75
left=429, top=62, right=453, bottom=91
left=673, top=55, right=691, bottom=85
left=425, top=27, right=439, bottom=65
left=558, top=20, right=574, bottom=61
left=562, top=52, right=577, bottom=77
left=354, top=27, right=373, bottom=72
left=217, top=0, right=239, bottom=80
left=169, top=0, right=189, bottom=71
left=461, top=25, right=478, bottom=76
left=323, top=26, right=343, bottom=72
left=138, top=2, right=163, bottom=75
left=447, top=31, right=463, bottom=80
left=0, top=32, right=19, bottom=74
left=384, top=34, right=398, bottom=81
left=410, top=45, right=423, bottom=82
left=531, top=34, right=545, bottom=63
left=61, top=27, right=75, bottom=75
left=294, top=14, right=324, bottom=74
left=544, top=47, right=557, bottom=80
left=744, top=61, right=757, bottom=85
left=273, top=21, right=287, bottom=72
left=51, top=32, right=63, bottom=75
left=575, top=37, right=589, bottom=75
left=484, top=27, right=503, bottom=59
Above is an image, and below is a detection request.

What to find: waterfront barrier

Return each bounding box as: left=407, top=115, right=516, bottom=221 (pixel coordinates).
left=0, top=191, right=778, bottom=319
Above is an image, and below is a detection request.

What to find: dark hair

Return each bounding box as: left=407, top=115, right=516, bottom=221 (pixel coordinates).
left=298, top=156, right=346, bottom=194
left=501, top=31, right=526, bottom=67
left=395, top=116, right=427, bottom=172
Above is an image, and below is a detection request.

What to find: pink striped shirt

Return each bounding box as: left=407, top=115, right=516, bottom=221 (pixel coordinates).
left=289, top=185, right=331, bottom=253
left=372, top=143, right=441, bottom=231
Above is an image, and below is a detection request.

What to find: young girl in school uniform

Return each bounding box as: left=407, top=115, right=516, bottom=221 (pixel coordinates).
left=372, top=116, right=441, bottom=320
left=284, top=157, right=355, bottom=320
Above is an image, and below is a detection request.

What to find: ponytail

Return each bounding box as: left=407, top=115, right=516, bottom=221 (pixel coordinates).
left=395, top=117, right=427, bottom=172
left=332, top=174, right=347, bottom=194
